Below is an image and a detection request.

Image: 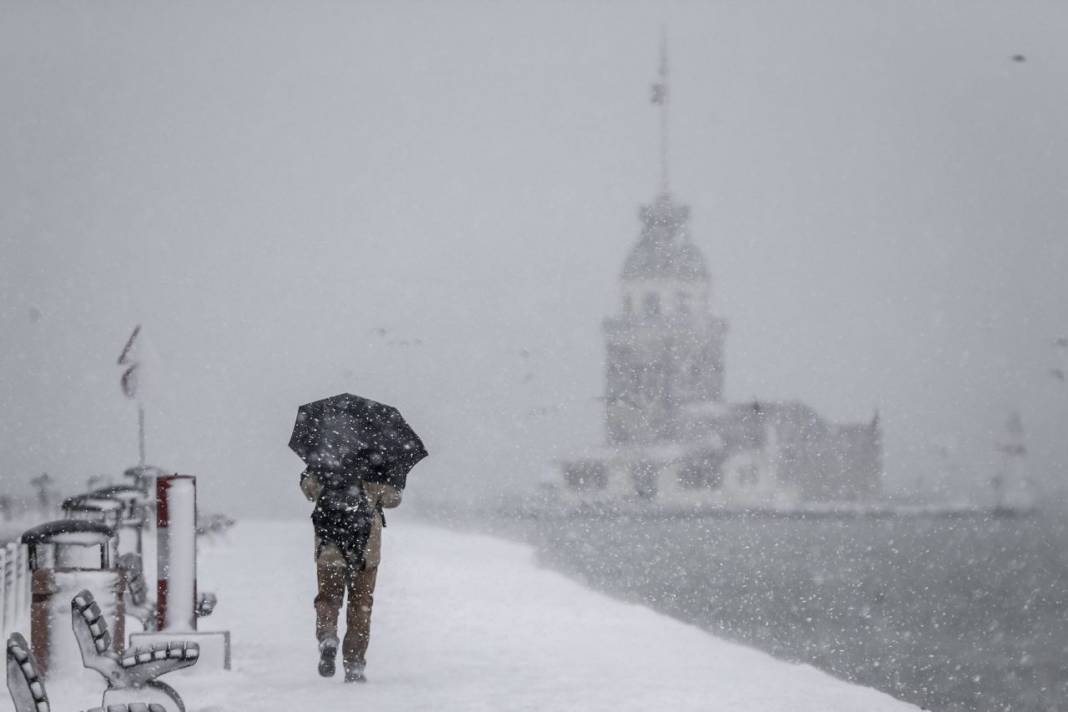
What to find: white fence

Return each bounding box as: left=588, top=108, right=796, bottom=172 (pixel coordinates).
left=0, top=540, right=31, bottom=638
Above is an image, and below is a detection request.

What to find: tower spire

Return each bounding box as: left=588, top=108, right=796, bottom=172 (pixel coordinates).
left=650, top=28, right=671, bottom=195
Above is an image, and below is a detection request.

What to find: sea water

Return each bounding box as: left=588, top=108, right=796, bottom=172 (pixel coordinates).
left=533, top=512, right=1068, bottom=712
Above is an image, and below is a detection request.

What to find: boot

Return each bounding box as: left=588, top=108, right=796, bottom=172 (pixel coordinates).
left=318, top=636, right=339, bottom=678
left=344, top=661, right=367, bottom=683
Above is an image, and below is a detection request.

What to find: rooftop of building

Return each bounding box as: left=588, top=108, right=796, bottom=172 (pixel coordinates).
left=622, top=192, right=709, bottom=281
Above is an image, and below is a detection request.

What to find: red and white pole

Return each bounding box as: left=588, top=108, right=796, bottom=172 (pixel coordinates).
left=132, top=473, right=229, bottom=670
left=156, top=475, right=197, bottom=632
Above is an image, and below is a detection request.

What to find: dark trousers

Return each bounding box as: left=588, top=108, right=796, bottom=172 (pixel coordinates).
left=314, top=545, right=379, bottom=668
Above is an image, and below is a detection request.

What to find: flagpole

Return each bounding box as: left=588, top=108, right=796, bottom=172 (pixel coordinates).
left=138, top=402, right=146, bottom=467
left=119, top=324, right=147, bottom=467
left=656, top=28, right=670, bottom=195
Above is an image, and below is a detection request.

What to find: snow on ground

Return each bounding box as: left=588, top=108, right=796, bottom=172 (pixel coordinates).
left=5, top=520, right=918, bottom=712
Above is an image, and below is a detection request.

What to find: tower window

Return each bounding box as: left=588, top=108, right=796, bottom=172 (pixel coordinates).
left=564, top=462, right=608, bottom=491
left=679, top=450, right=725, bottom=489
left=630, top=461, right=658, bottom=498
left=643, top=293, right=661, bottom=316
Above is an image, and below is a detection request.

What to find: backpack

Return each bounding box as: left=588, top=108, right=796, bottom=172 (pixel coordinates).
left=312, top=482, right=375, bottom=569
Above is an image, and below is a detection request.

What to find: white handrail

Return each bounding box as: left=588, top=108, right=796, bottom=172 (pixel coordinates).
left=0, top=540, right=30, bottom=638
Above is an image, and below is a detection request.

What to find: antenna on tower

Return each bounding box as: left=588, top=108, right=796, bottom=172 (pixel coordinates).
left=650, top=27, right=671, bottom=195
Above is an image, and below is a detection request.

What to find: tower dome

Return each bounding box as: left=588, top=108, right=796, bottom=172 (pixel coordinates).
left=621, top=192, right=708, bottom=282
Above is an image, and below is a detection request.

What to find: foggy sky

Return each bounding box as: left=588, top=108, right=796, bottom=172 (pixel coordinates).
left=1, top=1, right=1066, bottom=517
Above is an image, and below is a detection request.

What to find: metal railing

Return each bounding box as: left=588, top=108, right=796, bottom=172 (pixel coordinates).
left=0, top=540, right=31, bottom=639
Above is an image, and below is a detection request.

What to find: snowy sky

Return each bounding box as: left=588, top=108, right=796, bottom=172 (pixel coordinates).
left=1, top=1, right=1066, bottom=517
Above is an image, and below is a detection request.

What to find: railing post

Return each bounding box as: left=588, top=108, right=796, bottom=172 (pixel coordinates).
left=156, top=474, right=197, bottom=632
left=0, top=545, right=8, bottom=634
left=17, top=542, right=28, bottom=630
left=2, top=539, right=64, bottom=639
left=3, top=543, right=16, bottom=635
left=130, top=474, right=230, bottom=671
left=10, top=542, right=19, bottom=633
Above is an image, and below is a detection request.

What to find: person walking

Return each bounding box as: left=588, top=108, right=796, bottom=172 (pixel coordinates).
left=301, top=467, right=401, bottom=683
left=288, top=393, right=427, bottom=684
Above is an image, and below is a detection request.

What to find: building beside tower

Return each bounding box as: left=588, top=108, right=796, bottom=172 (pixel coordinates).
left=547, top=40, right=882, bottom=512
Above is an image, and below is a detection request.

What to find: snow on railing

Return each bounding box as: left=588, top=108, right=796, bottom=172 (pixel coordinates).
left=0, top=540, right=31, bottom=640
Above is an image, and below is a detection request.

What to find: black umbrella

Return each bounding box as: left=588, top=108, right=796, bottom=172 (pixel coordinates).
left=288, top=393, right=427, bottom=490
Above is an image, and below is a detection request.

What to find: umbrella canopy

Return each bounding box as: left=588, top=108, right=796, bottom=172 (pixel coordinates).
left=289, top=393, right=427, bottom=490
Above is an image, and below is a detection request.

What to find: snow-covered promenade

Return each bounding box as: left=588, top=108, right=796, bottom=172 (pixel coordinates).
left=5, top=520, right=918, bottom=712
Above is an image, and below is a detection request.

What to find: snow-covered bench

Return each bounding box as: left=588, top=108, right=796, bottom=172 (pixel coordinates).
left=115, top=554, right=215, bottom=633
left=70, top=590, right=198, bottom=712
left=6, top=632, right=167, bottom=712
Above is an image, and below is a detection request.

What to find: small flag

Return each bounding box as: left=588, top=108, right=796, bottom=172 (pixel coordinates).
left=118, top=325, right=142, bottom=399
left=118, top=324, right=141, bottom=366
left=121, top=364, right=139, bottom=399
left=651, top=82, right=667, bottom=105
left=651, top=29, right=668, bottom=105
